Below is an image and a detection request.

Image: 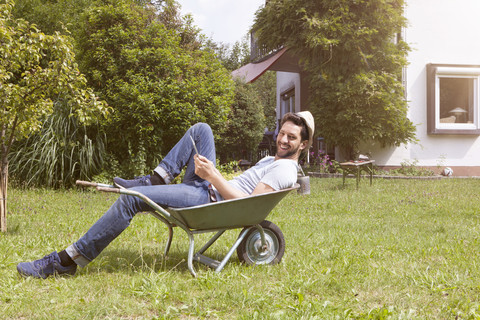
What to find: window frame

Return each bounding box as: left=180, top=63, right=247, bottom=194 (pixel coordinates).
left=427, top=63, right=480, bottom=135
left=280, top=88, right=295, bottom=118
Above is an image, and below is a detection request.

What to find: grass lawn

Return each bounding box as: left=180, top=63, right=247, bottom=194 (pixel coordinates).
left=1, top=177, right=480, bottom=319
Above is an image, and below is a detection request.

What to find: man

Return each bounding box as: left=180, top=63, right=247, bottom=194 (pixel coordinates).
left=17, top=111, right=314, bottom=279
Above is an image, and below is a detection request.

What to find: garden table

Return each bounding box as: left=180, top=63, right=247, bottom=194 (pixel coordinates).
left=340, top=160, right=375, bottom=189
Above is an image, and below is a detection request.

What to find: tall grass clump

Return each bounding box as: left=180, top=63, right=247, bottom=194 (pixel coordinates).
left=9, top=98, right=106, bottom=188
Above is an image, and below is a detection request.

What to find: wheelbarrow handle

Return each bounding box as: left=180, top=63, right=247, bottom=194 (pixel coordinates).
left=76, top=180, right=98, bottom=187
left=76, top=180, right=116, bottom=188
left=97, top=186, right=120, bottom=193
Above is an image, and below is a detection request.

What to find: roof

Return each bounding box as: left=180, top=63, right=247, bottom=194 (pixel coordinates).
left=231, top=47, right=301, bottom=83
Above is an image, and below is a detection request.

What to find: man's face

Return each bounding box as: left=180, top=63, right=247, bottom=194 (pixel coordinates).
left=275, top=121, right=307, bottom=161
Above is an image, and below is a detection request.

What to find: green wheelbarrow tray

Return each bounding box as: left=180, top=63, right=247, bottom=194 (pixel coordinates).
left=167, top=186, right=295, bottom=230
left=76, top=180, right=299, bottom=277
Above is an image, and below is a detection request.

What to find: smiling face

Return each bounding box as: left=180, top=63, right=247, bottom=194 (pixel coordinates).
left=275, top=121, right=308, bottom=161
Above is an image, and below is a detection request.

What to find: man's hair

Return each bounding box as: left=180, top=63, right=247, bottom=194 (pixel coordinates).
left=280, top=112, right=309, bottom=143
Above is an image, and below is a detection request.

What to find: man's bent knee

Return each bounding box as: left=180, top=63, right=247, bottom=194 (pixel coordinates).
left=191, top=123, right=212, bottom=136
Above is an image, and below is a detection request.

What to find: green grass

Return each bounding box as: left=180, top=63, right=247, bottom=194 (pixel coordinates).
left=2, top=178, right=480, bottom=319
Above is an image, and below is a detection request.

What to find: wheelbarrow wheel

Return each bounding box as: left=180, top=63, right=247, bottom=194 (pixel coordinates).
left=237, top=220, right=285, bottom=265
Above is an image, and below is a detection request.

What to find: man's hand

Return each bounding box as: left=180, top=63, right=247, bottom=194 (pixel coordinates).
left=194, top=154, right=218, bottom=181
left=194, top=154, right=276, bottom=200
left=194, top=154, right=248, bottom=200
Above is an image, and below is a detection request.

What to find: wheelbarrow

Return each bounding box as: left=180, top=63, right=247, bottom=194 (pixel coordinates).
left=76, top=180, right=298, bottom=277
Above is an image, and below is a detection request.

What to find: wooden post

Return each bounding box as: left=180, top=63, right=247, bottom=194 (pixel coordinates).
left=0, top=162, right=7, bottom=232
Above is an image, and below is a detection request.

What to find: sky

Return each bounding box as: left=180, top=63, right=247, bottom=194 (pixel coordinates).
left=178, top=0, right=265, bottom=45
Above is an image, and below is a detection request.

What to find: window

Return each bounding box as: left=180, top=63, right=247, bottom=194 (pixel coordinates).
left=280, top=88, right=295, bottom=119
left=427, top=64, right=480, bottom=134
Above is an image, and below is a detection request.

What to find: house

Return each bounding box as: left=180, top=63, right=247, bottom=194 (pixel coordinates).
left=233, top=0, right=480, bottom=176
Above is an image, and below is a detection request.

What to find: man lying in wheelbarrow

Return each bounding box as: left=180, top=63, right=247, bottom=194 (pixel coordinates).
left=17, top=111, right=314, bottom=279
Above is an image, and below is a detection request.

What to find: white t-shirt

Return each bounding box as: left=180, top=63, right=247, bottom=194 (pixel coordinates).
left=213, top=156, right=298, bottom=201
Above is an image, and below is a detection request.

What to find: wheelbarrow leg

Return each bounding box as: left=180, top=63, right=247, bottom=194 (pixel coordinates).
left=164, top=224, right=174, bottom=257
left=186, top=232, right=197, bottom=277
left=146, top=211, right=175, bottom=258
left=214, top=227, right=252, bottom=273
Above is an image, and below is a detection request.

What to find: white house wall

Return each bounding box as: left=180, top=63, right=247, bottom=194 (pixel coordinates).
left=276, top=71, right=301, bottom=116
left=361, top=0, right=480, bottom=174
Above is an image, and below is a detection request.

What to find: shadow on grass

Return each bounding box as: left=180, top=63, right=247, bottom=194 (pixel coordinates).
left=88, top=247, right=228, bottom=275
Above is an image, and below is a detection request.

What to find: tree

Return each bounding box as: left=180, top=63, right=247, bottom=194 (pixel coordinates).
left=253, top=0, right=416, bottom=158
left=12, top=0, right=98, bottom=36
left=208, top=34, right=251, bottom=72
left=210, top=35, right=277, bottom=155
left=253, top=71, right=277, bottom=131
left=218, top=36, right=277, bottom=130
left=12, top=0, right=233, bottom=176
left=217, top=80, right=266, bottom=162
left=0, top=1, right=108, bottom=231
left=75, top=0, right=234, bottom=175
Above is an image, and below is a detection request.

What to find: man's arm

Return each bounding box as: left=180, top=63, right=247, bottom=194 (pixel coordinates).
left=251, top=182, right=275, bottom=196
left=194, top=154, right=246, bottom=199
left=194, top=155, right=274, bottom=200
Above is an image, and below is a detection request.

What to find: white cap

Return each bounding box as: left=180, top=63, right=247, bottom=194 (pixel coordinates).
left=296, top=111, right=314, bottom=149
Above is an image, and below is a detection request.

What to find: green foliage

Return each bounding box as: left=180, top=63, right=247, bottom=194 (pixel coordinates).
left=253, top=71, right=277, bottom=130
left=388, top=159, right=435, bottom=177
left=0, top=0, right=108, bottom=168
left=14, top=0, right=281, bottom=179
left=209, top=34, right=251, bottom=72
left=0, top=0, right=108, bottom=231
left=217, top=80, right=266, bottom=162
left=9, top=100, right=106, bottom=188
left=311, top=70, right=416, bottom=157
left=308, top=150, right=337, bottom=174
left=253, top=0, right=416, bottom=158
left=216, top=159, right=240, bottom=180
left=211, top=35, right=277, bottom=131
left=11, top=0, right=98, bottom=36
left=75, top=0, right=234, bottom=175
left=0, top=1, right=107, bottom=147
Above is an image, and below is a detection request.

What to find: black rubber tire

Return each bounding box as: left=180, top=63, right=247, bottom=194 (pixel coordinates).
left=237, top=220, right=285, bottom=265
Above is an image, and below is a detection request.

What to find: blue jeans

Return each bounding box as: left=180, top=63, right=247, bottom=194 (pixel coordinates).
left=67, top=123, right=217, bottom=267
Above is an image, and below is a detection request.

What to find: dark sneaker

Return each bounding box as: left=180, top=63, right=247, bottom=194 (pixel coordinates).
left=17, top=251, right=77, bottom=279
left=113, top=175, right=152, bottom=188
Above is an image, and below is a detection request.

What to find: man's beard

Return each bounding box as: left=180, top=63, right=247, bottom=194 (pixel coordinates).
left=276, top=143, right=301, bottom=159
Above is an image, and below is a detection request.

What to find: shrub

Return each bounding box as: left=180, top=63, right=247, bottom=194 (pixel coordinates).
left=9, top=100, right=106, bottom=188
